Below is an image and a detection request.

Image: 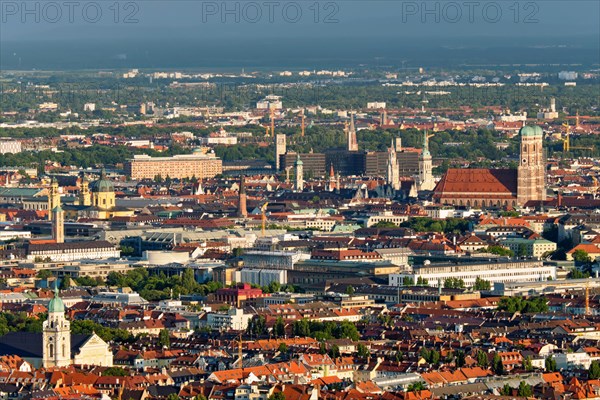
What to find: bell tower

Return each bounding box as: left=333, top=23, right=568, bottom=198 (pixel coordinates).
left=43, top=283, right=71, bottom=368
left=48, top=178, right=60, bottom=220
left=517, top=126, right=546, bottom=206
left=79, top=174, right=91, bottom=206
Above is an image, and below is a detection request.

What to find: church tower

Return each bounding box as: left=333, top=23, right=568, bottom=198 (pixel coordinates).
left=386, top=141, right=400, bottom=190
left=79, top=174, right=91, bottom=206
left=347, top=114, right=358, bottom=152
left=52, top=206, right=64, bottom=244
left=43, top=284, right=71, bottom=368
left=295, top=155, right=304, bottom=192
left=91, top=168, right=116, bottom=211
left=417, top=131, right=435, bottom=191
left=47, top=178, right=60, bottom=221
left=517, top=126, right=546, bottom=205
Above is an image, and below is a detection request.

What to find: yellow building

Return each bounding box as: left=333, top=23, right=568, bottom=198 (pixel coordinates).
left=88, top=169, right=133, bottom=220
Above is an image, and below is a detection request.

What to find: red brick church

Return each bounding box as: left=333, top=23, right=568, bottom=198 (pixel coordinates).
left=433, top=126, right=546, bottom=208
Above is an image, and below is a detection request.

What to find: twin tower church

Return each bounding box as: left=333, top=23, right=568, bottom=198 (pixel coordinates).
left=0, top=286, right=113, bottom=369
left=433, top=125, right=546, bottom=208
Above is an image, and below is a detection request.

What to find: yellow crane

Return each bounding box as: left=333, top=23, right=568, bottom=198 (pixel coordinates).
left=261, top=202, right=269, bottom=236
left=563, top=121, right=570, bottom=152
left=270, top=108, right=275, bottom=137
left=563, top=121, right=594, bottom=154
left=585, top=279, right=590, bottom=316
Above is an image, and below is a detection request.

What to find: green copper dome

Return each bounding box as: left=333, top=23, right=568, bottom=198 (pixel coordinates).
left=520, top=125, right=543, bottom=137
left=48, top=285, right=65, bottom=313
left=295, top=155, right=303, bottom=166
left=90, top=168, right=114, bottom=193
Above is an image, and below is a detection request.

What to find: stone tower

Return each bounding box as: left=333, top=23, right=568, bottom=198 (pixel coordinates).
left=417, top=131, right=435, bottom=191
left=238, top=175, right=248, bottom=218
left=275, top=134, right=286, bottom=171
left=386, top=141, right=400, bottom=190
left=43, top=283, right=71, bottom=368
left=295, top=154, right=304, bottom=192
left=52, top=206, right=64, bottom=244
left=48, top=178, right=60, bottom=221
left=517, top=125, right=546, bottom=205
left=347, top=114, right=358, bottom=152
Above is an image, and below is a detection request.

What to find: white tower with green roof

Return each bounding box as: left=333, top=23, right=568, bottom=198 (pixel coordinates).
left=42, top=283, right=71, bottom=368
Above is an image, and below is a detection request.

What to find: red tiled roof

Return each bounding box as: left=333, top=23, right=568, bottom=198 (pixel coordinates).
left=434, top=168, right=517, bottom=197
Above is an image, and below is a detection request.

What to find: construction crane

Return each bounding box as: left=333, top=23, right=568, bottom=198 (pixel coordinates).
left=270, top=108, right=275, bottom=137
left=236, top=332, right=243, bottom=368
left=563, top=121, right=595, bottom=154
left=261, top=202, right=269, bottom=236
left=563, top=121, right=571, bottom=152
left=585, top=279, right=590, bottom=316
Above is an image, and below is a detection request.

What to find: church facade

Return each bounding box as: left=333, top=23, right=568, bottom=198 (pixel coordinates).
left=433, top=126, right=546, bottom=208
left=0, top=287, right=113, bottom=369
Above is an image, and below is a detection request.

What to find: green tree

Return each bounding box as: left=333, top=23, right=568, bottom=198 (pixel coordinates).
left=545, top=356, right=557, bottom=372
left=158, top=329, right=170, bottom=347
left=572, top=249, right=592, bottom=264
left=473, top=277, right=491, bottom=291
left=181, top=268, right=197, bottom=293
left=589, top=360, right=600, bottom=379
left=345, top=285, right=355, bottom=295
left=517, top=381, right=533, bottom=397
left=476, top=350, right=489, bottom=367
left=416, top=276, right=429, bottom=286
left=406, top=382, right=426, bottom=392
left=274, top=317, right=285, bottom=338
left=483, top=245, right=514, bottom=257
left=455, top=350, right=466, bottom=368
left=166, top=394, right=180, bottom=400
left=329, top=344, right=340, bottom=358
left=402, top=276, right=414, bottom=286
left=59, top=276, right=71, bottom=290
left=292, top=318, right=310, bottom=337
left=569, top=268, right=590, bottom=279
left=373, top=221, right=398, bottom=228
left=278, top=343, right=288, bottom=354
left=36, top=270, right=53, bottom=279
left=492, top=353, right=504, bottom=375
left=268, top=393, right=286, bottom=400
left=523, top=355, right=533, bottom=372
left=444, top=277, right=465, bottom=289
left=357, top=344, right=370, bottom=358
left=102, top=367, right=128, bottom=376
left=500, top=384, right=512, bottom=396
left=517, top=243, right=529, bottom=258
left=248, top=315, right=267, bottom=337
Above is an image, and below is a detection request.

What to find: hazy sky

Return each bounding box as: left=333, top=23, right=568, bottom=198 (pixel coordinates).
left=2, top=0, right=599, bottom=41
left=1, top=1, right=598, bottom=69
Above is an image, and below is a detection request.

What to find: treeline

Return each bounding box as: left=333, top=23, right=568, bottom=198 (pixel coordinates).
left=106, top=268, right=223, bottom=301
left=498, top=296, right=549, bottom=313
left=0, top=144, right=191, bottom=170
left=400, top=217, right=471, bottom=234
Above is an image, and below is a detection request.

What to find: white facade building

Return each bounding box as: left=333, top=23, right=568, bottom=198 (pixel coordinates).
left=206, top=308, right=253, bottom=331
left=389, top=260, right=556, bottom=288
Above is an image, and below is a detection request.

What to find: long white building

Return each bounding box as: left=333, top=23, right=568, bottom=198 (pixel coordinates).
left=389, top=259, right=556, bottom=288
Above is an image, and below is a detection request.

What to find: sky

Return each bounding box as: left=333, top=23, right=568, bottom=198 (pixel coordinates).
left=1, top=1, right=599, bottom=69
